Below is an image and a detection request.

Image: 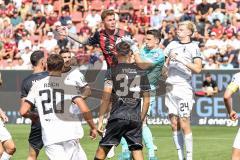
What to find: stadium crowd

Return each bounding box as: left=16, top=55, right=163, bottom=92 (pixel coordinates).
left=0, top=0, right=240, bottom=69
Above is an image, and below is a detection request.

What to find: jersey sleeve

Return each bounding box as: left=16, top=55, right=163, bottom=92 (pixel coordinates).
left=20, top=79, right=28, bottom=98
left=25, top=84, right=37, bottom=107
left=191, top=44, right=202, bottom=60
left=76, top=70, right=88, bottom=87
left=227, top=74, right=240, bottom=93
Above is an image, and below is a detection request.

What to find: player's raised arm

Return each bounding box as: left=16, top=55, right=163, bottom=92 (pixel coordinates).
left=224, top=75, right=239, bottom=121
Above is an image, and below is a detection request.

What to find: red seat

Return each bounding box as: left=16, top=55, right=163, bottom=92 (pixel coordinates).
left=71, top=12, right=83, bottom=23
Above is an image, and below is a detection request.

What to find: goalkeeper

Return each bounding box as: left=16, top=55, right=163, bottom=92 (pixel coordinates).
left=119, top=29, right=165, bottom=160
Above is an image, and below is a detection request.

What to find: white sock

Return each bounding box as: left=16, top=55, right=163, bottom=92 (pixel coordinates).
left=185, top=133, right=193, bottom=160
left=173, top=131, right=184, bottom=160
left=0, top=152, right=12, bottom=160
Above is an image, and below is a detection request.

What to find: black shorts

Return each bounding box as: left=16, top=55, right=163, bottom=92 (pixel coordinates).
left=99, top=119, right=143, bottom=151
left=28, top=120, right=44, bottom=152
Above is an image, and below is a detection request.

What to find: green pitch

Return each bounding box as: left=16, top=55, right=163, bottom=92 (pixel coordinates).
left=7, top=124, right=237, bottom=160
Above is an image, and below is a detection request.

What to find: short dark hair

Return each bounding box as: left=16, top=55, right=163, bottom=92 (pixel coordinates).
left=146, top=29, right=161, bottom=42
left=30, top=50, right=44, bottom=66
left=205, top=72, right=211, bottom=77
left=59, top=48, right=70, bottom=55
left=47, top=54, right=64, bottom=72
left=116, top=41, right=131, bottom=56
left=101, top=9, right=115, bottom=21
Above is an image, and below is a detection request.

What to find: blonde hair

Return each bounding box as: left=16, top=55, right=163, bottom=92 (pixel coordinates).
left=178, top=21, right=196, bottom=35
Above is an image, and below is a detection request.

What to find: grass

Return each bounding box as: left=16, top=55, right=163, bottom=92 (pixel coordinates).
left=7, top=124, right=238, bottom=160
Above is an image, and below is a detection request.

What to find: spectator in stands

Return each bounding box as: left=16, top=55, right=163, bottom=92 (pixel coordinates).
left=162, top=30, right=176, bottom=48
left=150, top=8, right=162, bottom=29
left=85, top=9, right=101, bottom=29
left=137, top=10, right=150, bottom=34
left=14, top=23, right=29, bottom=43
left=226, top=0, right=238, bottom=17
left=208, top=8, right=226, bottom=24
left=216, top=47, right=234, bottom=69
left=10, top=10, right=22, bottom=27
left=202, top=72, right=218, bottom=97
left=192, top=30, right=204, bottom=45
left=204, top=56, right=219, bottom=69
left=24, top=14, right=36, bottom=35
left=231, top=31, right=240, bottom=49
left=107, top=0, right=119, bottom=10
left=196, top=0, right=212, bottom=29
left=227, top=45, right=239, bottom=68
left=17, top=32, right=32, bottom=53
left=0, top=19, right=13, bottom=40
left=1, top=36, right=16, bottom=62
left=158, top=0, right=172, bottom=18
left=28, top=0, right=43, bottom=15
left=144, top=0, right=154, bottom=15
left=32, top=39, right=41, bottom=51
left=43, top=1, right=54, bottom=15
left=165, top=9, right=175, bottom=22
left=46, top=11, right=58, bottom=27
left=212, top=0, right=226, bottom=14
left=211, top=19, right=225, bottom=39
left=204, top=32, right=219, bottom=58
left=19, top=2, right=29, bottom=20
left=66, top=20, right=77, bottom=34
left=42, top=32, right=57, bottom=53
left=172, top=0, right=184, bottom=21
left=33, top=9, right=46, bottom=36
left=20, top=46, right=32, bottom=69
left=59, top=9, right=71, bottom=26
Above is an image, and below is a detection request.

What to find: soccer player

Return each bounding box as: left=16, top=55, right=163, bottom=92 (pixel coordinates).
left=20, top=54, right=97, bottom=160
left=57, top=9, right=130, bottom=68
left=0, top=107, right=16, bottom=160
left=60, top=48, right=91, bottom=100
left=164, top=21, right=202, bottom=160
left=120, top=29, right=165, bottom=160
left=94, top=41, right=150, bottom=160
left=57, top=9, right=131, bottom=158
left=224, top=72, right=240, bottom=160
left=19, top=50, right=47, bottom=160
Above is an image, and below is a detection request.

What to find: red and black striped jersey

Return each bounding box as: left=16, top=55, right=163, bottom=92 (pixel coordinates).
left=86, top=28, right=130, bottom=67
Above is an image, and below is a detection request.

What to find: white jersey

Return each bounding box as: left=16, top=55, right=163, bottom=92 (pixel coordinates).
left=164, top=40, right=201, bottom=88
left=63, top=67, right=88, bottom=88
left=63, top=67, right=88, bottom=114
left=26, top=76, right=84, bottom=146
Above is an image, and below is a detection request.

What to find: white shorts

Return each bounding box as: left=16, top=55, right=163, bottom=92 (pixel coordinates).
left=233, top=128, right=240, bottom=149
left=0, top=120, right=11, bottom=142
left=45, top=139, right=87, bottom=160
left=165, top=85, right=194, bottom=118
